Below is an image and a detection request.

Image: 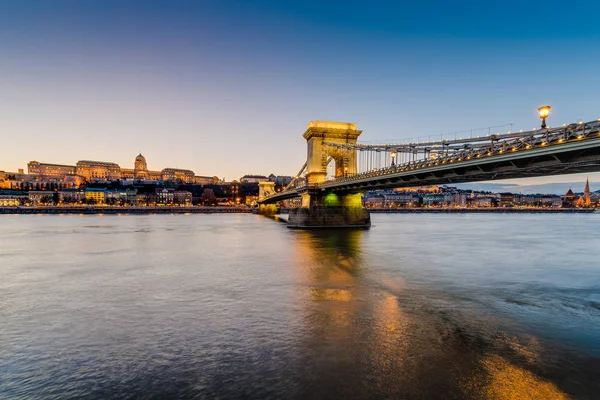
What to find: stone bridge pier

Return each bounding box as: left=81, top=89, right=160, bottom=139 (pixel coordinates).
left=257, top=181, right=277, bottom=215
left=288, top=121, right=370, bottom=228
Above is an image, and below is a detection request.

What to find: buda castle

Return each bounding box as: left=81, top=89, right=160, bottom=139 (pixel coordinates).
left=1, top=154, right=218, bottom=190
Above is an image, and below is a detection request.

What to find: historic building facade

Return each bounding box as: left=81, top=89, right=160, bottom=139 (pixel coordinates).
left=160, top=168, right=195, bottom=184
left=76, top=160, right=122, bottom=181
left=27, top=161, right=76, bottom=177
left=22, top=153, right=215, bottom=184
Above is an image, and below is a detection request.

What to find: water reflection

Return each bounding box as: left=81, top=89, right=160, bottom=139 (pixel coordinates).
left=291, top=228, right=573, bottom=399
left=1, top=215, right=597, bottom=399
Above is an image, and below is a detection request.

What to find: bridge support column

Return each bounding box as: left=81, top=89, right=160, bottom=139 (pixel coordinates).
left=257, top=182, right=278, bottom=215
left=287, top=190, right=370, bottom=229
left=257, top=203, right=278, bottom=215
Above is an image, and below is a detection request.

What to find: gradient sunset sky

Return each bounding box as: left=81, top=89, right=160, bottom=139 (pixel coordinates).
left=1, top=0, right=599, bottom=191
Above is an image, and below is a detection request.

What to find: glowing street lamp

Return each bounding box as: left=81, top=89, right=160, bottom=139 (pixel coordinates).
left=391, top=151, right=397, bottom=166
left=344, top=166, right=348, bottom=177
left=538, top=105, right=551, bottom=129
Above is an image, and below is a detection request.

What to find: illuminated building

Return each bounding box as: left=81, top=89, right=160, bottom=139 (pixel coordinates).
left=156, top=188, right=175, bottom=204
left=27, top=161, right=76, bottom=177
left=240, top=175, right=269, bottom=183
left=58, top=189, right=85, bottom=203
left=20, top=153, right=213, bottom=184
left=105, top=189, right=137, bottom=205
left=0, top=190, right=27, bottom=206
left=562, top=188, right=578, bottom=208
left=194, top=175, right=220, bottom=185
left=136, top=192, right=156, bottom=206
left=134, top=153, right=148, bottom=179
left=174, top=190, right=192, bottom=205
left=29, top=191, right=55, bottom=205
left=583, top=178, right=592, bottom=207
left=76, top=161, right=121, bottom=182
left=161, top=168, right=195, bottom=183
left=121, top=153, right=161, bottom=180
left=85, top=188, right=106, bottom=204
left=1, top=170, right=78, bottom=190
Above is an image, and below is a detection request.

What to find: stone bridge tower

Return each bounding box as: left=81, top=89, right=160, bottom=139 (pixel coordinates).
left=303, top=121, right=363, bottom=185
left=285, top=121, right=370, bottom=228
left=258, top=181, right=276, bottom=202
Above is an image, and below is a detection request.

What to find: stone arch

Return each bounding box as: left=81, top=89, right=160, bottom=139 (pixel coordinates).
left=302, top=121, right=362, bottom=185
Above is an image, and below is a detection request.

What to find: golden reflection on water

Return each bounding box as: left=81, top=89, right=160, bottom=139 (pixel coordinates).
left=467, top=355, right=570, bottom=400
left=291, top=229, right=571, bottom=399
left=310, top=288, right=352, bottom=302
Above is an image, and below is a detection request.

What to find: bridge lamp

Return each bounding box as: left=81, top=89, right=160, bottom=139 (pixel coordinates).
left=344, top=166, right=348, bottom=176
left=391, top=151, right=396, bottom=166
left=538, top=105, right=551, bottom=129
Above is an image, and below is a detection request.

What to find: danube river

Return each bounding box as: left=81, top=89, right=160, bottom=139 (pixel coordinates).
left=1, top=214, right=599, bottom=399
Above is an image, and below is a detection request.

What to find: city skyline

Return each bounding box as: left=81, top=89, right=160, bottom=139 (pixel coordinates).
left=1, top=1, right=600, bottom=186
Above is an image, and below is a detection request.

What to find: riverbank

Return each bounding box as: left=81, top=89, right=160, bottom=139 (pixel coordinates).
left=0, top=206, right=253, bottom=214
left=367, top=207, right=595, bottom=213
left=1, top=206, right=595, bottom=215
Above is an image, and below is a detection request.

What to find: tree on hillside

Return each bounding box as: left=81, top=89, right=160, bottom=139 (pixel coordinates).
left=201, top=189, right=217, bottom=205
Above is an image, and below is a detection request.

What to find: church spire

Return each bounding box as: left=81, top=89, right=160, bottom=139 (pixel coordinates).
left=585, top=178, right=590, bottom=194
left=584, top=178, right=591, bottom=206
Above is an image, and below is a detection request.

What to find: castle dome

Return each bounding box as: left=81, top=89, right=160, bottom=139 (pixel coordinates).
left=134, top=153, right=148, bottom=173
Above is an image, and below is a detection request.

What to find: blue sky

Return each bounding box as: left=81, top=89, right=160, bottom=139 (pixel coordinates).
left=1, top=0, right=599, bottom=192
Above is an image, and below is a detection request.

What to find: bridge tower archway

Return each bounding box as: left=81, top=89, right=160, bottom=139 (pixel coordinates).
left=258, top=181, right=276, bottom=202
left=303, top=121, right=363, bottom=185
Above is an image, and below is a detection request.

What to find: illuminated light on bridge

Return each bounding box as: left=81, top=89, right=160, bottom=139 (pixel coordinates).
left=538, top=105, right=551, bottom=129
left=258, top=113, right=600, bottom=228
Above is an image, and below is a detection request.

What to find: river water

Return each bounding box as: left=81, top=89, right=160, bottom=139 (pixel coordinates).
left=1, top=214, right=599, bottom=399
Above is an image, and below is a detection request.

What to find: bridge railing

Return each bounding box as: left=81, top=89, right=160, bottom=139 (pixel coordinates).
left=323, top=120, right=600, bottom=185
left=261, top=182, right=307, bottom=201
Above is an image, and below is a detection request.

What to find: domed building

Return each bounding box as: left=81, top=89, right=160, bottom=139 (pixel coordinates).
left=121, top=153, right=159, bottom=180
left=134, top=154, right=147, bottom=172
left=134, top=153, right=148, bottom=179
left=119, top=152, right=200, bottom=182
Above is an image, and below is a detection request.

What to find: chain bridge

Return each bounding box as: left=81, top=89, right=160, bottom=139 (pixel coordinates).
left=258, top=118, right=600, bottom=228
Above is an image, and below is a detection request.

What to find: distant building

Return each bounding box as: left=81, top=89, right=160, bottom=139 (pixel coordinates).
left=77, top=161, right=121, bottom=182
left=85, top=188, right=106, bottom=204
left=194, top=176, right=220, bottom=185
left=452, top=192, right=467, bottom=207
left=23, top=153, right=211, bottom=185
left=474, top=196, right=495, bottom=207
left=0, top=190, right=27, bottom=206
left=136, top=192, right=156, bottom=206
left=29, top=191, right=55, bottom=205
left=161, top=168, right=195, bottom=184
left=240, top=175, right=269, bottom=183
left=562, top=188, right=579, bottom=208
left=105, top=189, right=137, bottom=205
left=121, top=153, right=162, bottom=181
left=363, top=191, right=419, bottom=207
left=582, top=178, right=592, bottom=207
left=59, top=189, right=85, bottom=204
left=155, top=188, right=175, bottom=204
left=423, top=193, right=446, bottom=206
left=268, top=174, right=293, bottom=187
left=514, top=194, right=562, bottom=208
left=28, top=161, right=76, bottom=177
left=497, top=193, right=515, bottom=207
left=174, top=190, right=192, bottom=205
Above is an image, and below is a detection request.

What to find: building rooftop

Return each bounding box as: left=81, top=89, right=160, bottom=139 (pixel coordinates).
left=77, top=160, right=120, bottom=166
left=241, top=175, right=268, bottom=179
